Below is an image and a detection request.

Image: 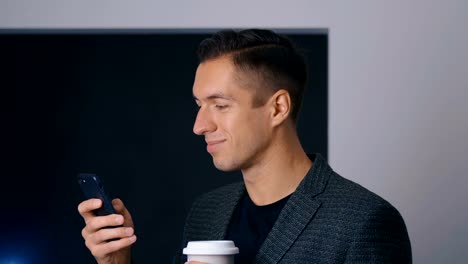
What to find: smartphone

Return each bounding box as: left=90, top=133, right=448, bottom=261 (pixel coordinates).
left=78, top=173, right=116, bottom=216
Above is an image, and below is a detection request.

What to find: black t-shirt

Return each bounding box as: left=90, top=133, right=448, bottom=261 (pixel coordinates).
left=225, top=192, right=291, bottom=263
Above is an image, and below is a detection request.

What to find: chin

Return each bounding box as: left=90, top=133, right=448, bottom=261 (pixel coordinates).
left=212, top=156, right=241, bottom=172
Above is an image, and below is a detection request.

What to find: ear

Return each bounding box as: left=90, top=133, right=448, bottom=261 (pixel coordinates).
left=269, top=89, right=291, bottom=127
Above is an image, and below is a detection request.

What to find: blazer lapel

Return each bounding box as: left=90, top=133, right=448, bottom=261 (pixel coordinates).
left=210, top=182, right=246, bottom=240
left=254, top=154, right=332, bottom=264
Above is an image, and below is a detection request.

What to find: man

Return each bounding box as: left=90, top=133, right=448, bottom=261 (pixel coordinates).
left=78, top=29, right=412, bottom=264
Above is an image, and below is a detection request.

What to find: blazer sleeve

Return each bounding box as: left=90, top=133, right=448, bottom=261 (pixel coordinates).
left=173, top=195, right=204, bottom=264
left=344, top=202, right=412, bottom=263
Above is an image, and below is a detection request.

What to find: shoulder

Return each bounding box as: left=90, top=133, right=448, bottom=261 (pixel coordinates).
left=322, top=173, right=412, bottom=261
left=326, top=172, right=408, bottom=235
left=323, top=171, right=399, bottom=215
left=182, top=181, right=244, bottom=241
left=302, top=162, right=407, bottom=230
left=304, top=153, right=398, bottom=215
left=191, top=181, right=244, bottom=210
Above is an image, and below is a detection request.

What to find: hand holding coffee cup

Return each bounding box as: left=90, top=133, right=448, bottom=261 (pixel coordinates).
left=183, top=240, right=239, bottom=264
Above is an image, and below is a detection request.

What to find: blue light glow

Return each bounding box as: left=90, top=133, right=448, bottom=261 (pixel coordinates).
left=0, top=246, right=36, bottom=264
left=0, top=257, right=25, bottom=264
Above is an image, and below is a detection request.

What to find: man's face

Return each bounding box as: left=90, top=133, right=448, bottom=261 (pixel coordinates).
left=192, top=56, right=273, bottom=171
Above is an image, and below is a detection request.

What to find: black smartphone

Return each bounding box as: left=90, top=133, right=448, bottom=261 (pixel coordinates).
left=78, top=173, right=116, bottom=216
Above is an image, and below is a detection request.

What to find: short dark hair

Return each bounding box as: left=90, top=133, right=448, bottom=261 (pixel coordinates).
left=197, top=29, right=308, bottom=122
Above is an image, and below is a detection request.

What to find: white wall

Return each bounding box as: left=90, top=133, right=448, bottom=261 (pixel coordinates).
left=2, top=0, right=467, bottom=262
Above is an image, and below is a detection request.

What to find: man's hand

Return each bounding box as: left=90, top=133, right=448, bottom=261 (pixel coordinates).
left=185, top=262, right=207, bottom=264
left=78, top=198, right=137, bottom=264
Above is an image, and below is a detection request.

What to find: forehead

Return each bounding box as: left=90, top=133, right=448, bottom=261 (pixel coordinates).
left=192, top=57, right=249, bottom=101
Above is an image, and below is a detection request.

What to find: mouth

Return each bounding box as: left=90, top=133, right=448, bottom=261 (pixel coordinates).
left=206, top=139, right=226, bottom=153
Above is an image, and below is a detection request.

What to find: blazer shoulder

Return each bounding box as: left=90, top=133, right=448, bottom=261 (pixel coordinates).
left=319, top=171, right=410, bottom=234
left=325, top=172, right=398, bottom=211
left=188, top=181, right=244, bottom=218
left=195, top=181, right=244, bottom=204
left=324, top=173, right=412, bottom=261
left=183, top=181, right=244, bottom=242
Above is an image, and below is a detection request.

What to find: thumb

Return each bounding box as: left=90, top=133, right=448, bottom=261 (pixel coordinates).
left=112, top=198, right=134, bottom=228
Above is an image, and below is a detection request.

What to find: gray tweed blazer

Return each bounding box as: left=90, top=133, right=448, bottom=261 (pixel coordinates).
left=178, top=154, right=412, bottom=263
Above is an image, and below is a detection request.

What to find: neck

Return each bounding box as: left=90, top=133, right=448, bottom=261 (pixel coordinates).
left=241, top=127, right=313, bottom=206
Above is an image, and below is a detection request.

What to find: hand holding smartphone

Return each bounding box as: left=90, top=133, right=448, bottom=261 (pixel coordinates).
left=77, top=173, right=136, bottom=262
left=78, top=173, right=116, bottom=216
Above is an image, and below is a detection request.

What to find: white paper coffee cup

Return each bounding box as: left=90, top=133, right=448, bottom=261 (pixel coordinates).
left=183, top=240, right=239, bottom=264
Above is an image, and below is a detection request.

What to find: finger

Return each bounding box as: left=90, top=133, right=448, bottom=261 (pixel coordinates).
left=78, top=199, right=102, bottom=221
left=112, top=198, right=134, bottom=228
left=90, top=235, right=137, bottom=257
left=88, top=226, right=134, bottom=244
left=85, top=214, right=125, bottom=233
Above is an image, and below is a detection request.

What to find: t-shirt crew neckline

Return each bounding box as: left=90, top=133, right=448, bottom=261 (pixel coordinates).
left=225, top=191, right=292, bottom=263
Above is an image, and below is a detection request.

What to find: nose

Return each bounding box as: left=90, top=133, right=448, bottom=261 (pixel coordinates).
left=193, top=107, right=216, bottom=135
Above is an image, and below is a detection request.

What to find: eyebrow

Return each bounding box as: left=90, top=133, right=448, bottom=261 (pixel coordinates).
left=193, top=92, right=235, bottom=101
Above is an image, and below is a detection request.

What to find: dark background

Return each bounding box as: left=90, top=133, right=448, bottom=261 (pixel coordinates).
left=0, top=31, right=327, bottom=264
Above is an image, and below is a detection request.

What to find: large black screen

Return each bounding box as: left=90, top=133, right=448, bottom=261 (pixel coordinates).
left=0, top=30, right=327, bottom=263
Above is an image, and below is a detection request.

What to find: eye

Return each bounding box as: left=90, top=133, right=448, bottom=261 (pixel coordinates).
left=215, top=104, right=228, bottom=110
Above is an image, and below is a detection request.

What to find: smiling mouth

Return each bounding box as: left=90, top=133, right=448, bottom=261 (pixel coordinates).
left=206, top=140, right=226, bottom=153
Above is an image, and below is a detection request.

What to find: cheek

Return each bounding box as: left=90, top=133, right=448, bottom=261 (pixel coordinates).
left=228, top=112, right=270, bottom=148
